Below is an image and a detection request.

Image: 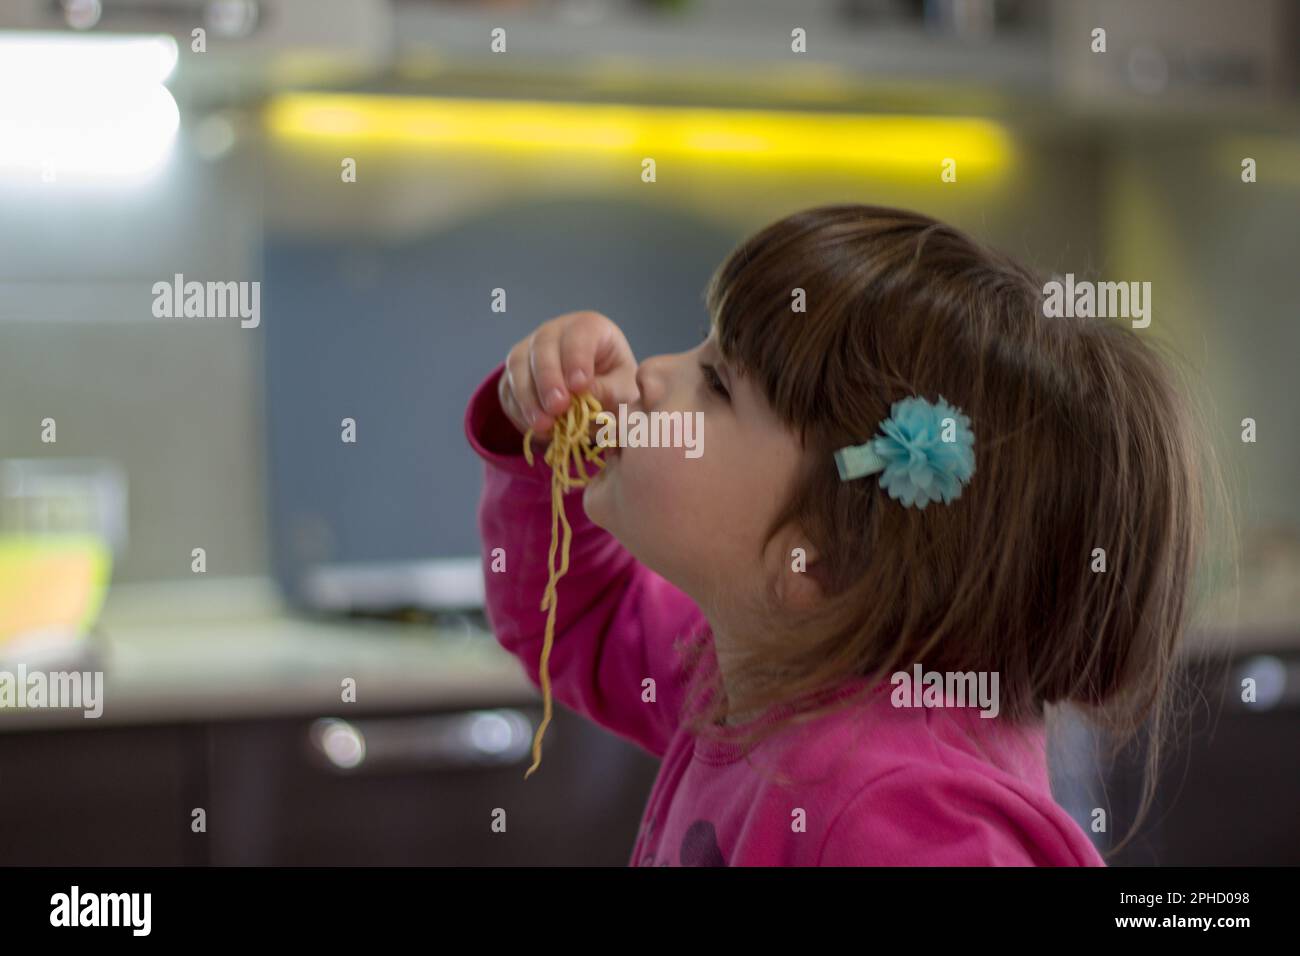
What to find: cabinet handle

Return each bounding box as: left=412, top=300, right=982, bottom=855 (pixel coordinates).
left=307, top=710, right=536, bottom=774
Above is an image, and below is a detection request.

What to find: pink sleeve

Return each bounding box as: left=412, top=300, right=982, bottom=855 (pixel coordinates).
left=463, top=361, right=705, bottom=758
left=816, top=766, right=1104, bottom=867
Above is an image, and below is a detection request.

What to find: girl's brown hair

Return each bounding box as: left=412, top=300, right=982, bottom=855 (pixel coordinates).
left=676, top=203, right=1225, bottom=858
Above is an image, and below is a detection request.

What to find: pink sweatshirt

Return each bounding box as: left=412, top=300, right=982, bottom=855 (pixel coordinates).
left=465, top=362, right=1106, bottom=867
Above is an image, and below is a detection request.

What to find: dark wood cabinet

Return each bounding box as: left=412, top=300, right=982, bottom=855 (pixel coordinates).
left=0, top=705, right=661, bottom=866
left=2, top=647, right=1295, bottom=865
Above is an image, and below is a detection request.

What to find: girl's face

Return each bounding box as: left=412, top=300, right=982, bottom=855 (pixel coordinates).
left=582, top=333, right=811, bottom=614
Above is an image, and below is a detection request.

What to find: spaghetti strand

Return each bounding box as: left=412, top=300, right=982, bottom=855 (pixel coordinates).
left=521, top=391, right=610, bottom=778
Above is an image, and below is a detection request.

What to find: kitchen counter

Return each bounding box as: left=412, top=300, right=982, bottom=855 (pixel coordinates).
left=0, top=576, right=535, bottom=731
left=2, top=563, right=1296, bottom=731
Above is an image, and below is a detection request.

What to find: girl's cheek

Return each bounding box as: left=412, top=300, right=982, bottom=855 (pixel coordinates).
left=597, top=446, right=711, bottom=540
left=641, top=447, right=701, bottom=506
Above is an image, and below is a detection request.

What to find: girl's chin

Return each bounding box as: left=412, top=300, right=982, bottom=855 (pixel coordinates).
left=582, top=473, right=611, bottom=521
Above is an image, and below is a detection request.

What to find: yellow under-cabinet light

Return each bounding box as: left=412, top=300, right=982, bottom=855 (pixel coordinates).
left=264, top=93, right=1013, bottom=177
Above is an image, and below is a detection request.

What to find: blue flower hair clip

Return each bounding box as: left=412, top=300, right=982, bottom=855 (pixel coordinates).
left=833, top=395, right=975, bottom=509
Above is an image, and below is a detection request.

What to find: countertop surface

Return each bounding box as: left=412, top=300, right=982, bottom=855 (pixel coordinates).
left=1, top=570, right=1296, bottom=732
left=0, top=577, right=535, bottom=731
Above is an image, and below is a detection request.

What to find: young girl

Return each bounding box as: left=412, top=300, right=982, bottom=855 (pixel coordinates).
left=462, top=204, right=1207, bottom=866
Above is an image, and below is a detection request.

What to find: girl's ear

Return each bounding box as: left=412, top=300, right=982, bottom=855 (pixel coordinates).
left=772, top=525, right=829, bottom=611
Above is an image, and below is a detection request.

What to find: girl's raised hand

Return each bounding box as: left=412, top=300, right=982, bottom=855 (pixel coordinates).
left=498, top=310, right=639, bottom=440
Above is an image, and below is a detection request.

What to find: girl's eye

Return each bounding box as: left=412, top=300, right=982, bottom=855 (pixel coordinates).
left=700, top=363, right=730, bottom=401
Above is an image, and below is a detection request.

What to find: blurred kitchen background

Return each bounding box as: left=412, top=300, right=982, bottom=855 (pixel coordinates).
left=0, top=0, right=1297, bottom=865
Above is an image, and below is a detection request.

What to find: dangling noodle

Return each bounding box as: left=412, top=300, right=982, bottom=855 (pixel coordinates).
left=521, top=391, right=612, bottom=778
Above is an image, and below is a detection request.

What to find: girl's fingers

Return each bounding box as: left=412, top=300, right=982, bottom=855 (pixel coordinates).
left=506, top=348, right=551, bottom=435
left=589, top=363, right=639, bottom=413
left=500, top=381, right=540, bottom=437
left=590, top=321, right=633, bottom=379
left=576, top=322, right=637, bottom=411
left=559, top=321, right=599, bottom=393
left=501, top=311, right=637, bottom=439
left=528, top=325, right=571, bottom=418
